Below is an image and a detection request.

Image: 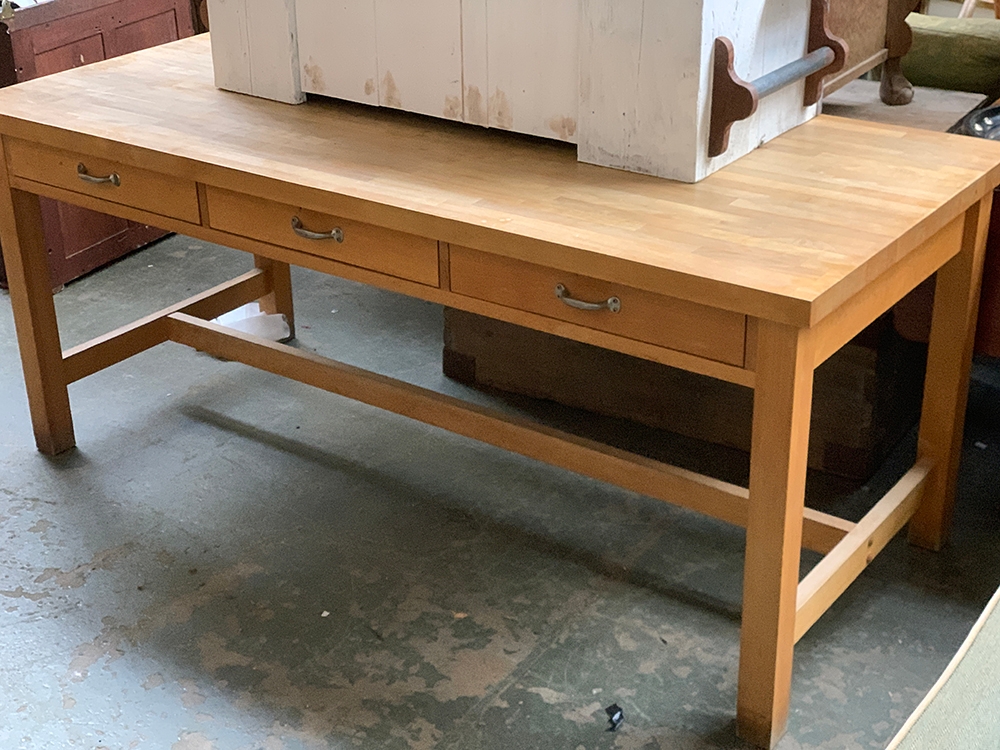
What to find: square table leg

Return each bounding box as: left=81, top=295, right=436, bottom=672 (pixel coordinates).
left=909, top=194, right=992, bottom=550
left=737, top=319, right=814, bottom=748
left=253, top=255, right=296, bottom=338
left=0, top=176, right=74, bottom=455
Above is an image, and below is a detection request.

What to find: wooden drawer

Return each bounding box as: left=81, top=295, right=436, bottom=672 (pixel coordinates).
left=5, top=138, right=200, bottom=223
left=449, top=246, right=747, bottom=366
left=205, top=186, right=439, bottom=287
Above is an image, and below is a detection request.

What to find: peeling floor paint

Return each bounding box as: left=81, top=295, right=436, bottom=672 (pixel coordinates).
left=0, top=585, right=49, bottom=601
left=172, top=731, right=215, bottom=750
left=28, top=519, right=53, bottom=534
left=34, top=543, right=134, bottom=589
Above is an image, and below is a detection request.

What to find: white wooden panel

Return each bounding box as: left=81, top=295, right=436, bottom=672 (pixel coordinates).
left=208, top=0, right=303, bottom=103
left=207, top=0, right=252, bottom=96
left=486, top=0, right=578, bottom=141
left=579, top=0, right=705, bottom=182
left=461, top=0, right=488, bottom=126
left=699, top=0, right=815, bottom=180
left=374, top=0, right=463, bottom=120
left=297, top=0, right=378, bottom=104
left=244, top=0, right=303, bottom=104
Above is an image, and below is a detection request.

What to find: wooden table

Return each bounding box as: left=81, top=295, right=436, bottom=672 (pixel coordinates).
left=2, top=35, right=999, bottom=748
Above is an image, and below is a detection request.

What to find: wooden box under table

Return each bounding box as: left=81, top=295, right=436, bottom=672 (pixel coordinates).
left=0, top=0, right=195, bottom=290
left=443, top=308, right=928, bottom=481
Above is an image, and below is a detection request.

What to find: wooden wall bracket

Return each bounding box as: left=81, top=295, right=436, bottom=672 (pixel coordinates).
left=708, top=0, right=847, bottom=158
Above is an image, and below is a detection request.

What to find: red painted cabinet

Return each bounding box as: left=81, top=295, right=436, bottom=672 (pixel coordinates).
left=0, top=0, right=196, bottom=289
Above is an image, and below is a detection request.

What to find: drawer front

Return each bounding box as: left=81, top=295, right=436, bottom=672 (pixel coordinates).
left=449, top=246, right=747, bottom=366
left=6, top=138, right=200, bottom=223
left=206, top=186, right=439, bottom=287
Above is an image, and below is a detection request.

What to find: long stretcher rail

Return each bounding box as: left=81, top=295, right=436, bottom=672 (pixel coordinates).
left=57, top=275, right=859, bottom=558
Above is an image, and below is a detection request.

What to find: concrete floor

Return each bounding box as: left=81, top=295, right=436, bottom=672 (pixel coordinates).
left=2, top=234, right=1000, bottom=750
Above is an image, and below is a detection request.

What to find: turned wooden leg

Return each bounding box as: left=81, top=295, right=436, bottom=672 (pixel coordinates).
left=909, top=196, right=992, bottom=550
left=0, top=172, right=75, bottom=454
left=253, top=255, right=295, bottom=339
left=880, top=57, right=914, bottom=106
left=880, top=0, right=920, bottom=106
left=737, top=320, right=814, bottom=748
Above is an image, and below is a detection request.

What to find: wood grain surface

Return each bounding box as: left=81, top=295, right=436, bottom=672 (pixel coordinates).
left=0, top=35, right=998, bottom=328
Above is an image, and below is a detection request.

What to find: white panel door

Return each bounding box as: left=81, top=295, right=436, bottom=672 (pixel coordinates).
left=297, top=0, right=379, bottom=105
left=374, top=0, right=463, bottom=120
left=485, top=0, right=578, bottom=141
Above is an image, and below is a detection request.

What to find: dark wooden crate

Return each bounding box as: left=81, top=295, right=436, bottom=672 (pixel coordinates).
left=0, top=0, right=195, bottom=290
left=974, top=189, right=1000, bottom=358
left=443, top=308, right=927, bottom=481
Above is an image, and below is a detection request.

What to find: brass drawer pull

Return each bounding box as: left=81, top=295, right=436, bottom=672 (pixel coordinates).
left=77, top=162, right=120, bottom=187
left=291, top=216, right=344, bottom=242
left=555, top=283, right=621, bottom=313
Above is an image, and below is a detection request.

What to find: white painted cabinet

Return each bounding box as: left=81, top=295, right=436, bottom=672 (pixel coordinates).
left=207, top=0, right=826, bottom=182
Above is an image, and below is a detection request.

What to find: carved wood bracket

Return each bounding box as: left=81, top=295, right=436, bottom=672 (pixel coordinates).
left=708, top=0, right=848, bottom=158
left=804, top=0, right=848, bottom=106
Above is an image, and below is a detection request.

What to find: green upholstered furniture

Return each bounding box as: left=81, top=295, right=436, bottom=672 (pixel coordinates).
left=902, top=14, right=1000, bottom=97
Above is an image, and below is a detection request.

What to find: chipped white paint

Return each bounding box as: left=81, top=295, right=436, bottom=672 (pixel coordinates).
left=209, top=0, right=820, bottom=181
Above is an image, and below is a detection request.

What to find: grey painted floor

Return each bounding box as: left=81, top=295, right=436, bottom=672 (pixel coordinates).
left=2, top=235, right=999, bottom=750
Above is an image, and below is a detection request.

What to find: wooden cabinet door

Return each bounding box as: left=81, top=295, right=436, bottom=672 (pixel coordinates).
left=106, top=5, right=189, bottom=56
left=33, top=33, right=108, bottom=76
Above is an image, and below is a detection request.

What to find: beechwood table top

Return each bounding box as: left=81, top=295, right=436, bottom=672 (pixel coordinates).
left=0, top=34, right=998, bottom=328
